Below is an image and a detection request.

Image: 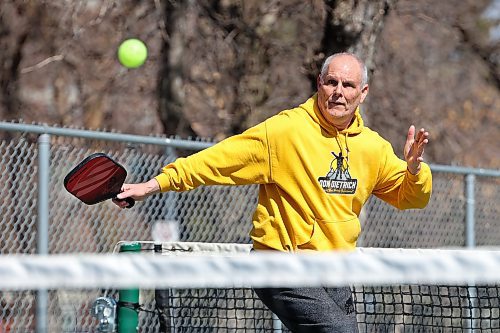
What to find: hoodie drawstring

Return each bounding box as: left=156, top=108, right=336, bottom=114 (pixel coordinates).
left=333, top=132, right=351, bottom=179
left=334, top=132, right=349, bottom=160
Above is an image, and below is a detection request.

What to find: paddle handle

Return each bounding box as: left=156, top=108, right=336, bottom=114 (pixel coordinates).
left=114, top=196, right=135, bottom=208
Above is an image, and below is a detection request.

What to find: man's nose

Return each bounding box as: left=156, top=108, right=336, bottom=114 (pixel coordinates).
left=333, top=82, right=343, bottom=95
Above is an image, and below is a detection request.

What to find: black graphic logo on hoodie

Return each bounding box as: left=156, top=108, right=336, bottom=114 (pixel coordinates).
left=318, top=151, right=357, bottom=194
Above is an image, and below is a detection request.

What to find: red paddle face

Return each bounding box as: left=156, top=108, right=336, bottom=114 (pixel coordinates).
left=64, top=153, right=133, bottom=207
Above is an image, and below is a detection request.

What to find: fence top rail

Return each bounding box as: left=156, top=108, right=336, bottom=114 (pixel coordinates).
left=0, top=121, right=212, bottom=151
left=428, top=164, right=500, bottom=177
left=0, top=121, right=498, bottom=177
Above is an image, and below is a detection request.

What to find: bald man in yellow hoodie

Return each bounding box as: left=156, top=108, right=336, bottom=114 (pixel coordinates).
left=114, top=53, right=432, bottom=333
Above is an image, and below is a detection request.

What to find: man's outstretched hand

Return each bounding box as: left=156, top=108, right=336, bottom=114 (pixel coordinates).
left=112, top=179, right=161, bottom=208
left=404, top=125, right=429, bottom=175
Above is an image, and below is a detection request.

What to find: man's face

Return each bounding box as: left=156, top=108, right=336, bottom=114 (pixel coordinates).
left=317, top=55, right=368, bottom=130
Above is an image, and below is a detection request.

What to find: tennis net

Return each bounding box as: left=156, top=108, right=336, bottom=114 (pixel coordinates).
left=1, top=242, right=500, bottom=332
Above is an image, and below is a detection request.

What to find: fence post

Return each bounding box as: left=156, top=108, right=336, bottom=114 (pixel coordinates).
left=36, top=133, right=50, bottom=333
left=465, top=174, right=476, bottom=248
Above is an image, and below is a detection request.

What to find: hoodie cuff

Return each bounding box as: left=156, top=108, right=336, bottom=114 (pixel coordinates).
left=406, top=163, right=431, bottom=183
left=154, top=173, right=171, bottom=192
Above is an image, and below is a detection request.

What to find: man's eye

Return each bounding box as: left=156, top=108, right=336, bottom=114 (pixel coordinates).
left=328, top=80, right=337, bottom=85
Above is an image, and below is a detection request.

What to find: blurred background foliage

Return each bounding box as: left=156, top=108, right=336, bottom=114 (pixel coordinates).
left=0, top=0, right=498, bottom=168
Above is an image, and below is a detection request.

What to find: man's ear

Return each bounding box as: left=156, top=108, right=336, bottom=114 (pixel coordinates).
left=360, top=84, right=369, bottom=103
left=317, top=75, right=322, bottom=90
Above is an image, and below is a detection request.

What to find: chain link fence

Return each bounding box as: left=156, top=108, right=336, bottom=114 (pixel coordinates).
left=0, top=122, right=499, bottom=332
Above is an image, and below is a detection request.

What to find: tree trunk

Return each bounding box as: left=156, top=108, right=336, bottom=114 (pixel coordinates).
left=156, top=0, right=397, bottom=139
left=157, top=0, right=197, bottom=138
left=320, top=0, right=397, bottom=123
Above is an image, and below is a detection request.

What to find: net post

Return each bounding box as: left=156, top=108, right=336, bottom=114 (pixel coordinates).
left=118, top=242, right=141, bottom=333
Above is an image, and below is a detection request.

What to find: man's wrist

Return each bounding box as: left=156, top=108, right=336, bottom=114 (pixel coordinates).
left=407, top=165, right=420, bottom=176
left=145, top=179, right=161, bottom=195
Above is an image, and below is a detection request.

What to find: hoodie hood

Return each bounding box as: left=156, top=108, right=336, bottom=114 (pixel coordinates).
left=299, top=94, right=364, bottom=136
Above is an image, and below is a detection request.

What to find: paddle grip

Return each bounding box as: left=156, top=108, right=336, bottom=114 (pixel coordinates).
left=115, top=196, right=135, bottom=208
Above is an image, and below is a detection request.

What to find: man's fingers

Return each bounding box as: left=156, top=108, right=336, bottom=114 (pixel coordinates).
left=116, top=190, right=128, bottom=200
left=405, top=125, right=430, bottom=175
left=404, top=125, right=416, bottom=158
left=414, top=128, right=425, bottom=143
left=415, top=131, right=429, bottom=157
left=407, top=125, right=416, bottom=143
left=116, top=183, right=134, bottom=200
left=416, top=131, right=429, bottom=147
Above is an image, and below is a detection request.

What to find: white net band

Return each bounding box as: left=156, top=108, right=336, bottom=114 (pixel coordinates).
left=2, top=244, right=500, bottom=290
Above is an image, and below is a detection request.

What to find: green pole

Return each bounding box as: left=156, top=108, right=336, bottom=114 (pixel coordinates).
left=118, top=242, right=141, bottom=333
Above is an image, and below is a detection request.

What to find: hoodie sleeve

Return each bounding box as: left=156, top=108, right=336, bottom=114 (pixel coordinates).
left=154, top=122, right=272, bottom=192
left=372, top=141, right=432, bottom=210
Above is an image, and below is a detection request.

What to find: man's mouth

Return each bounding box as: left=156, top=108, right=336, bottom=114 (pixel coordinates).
left=329, top=101, right=345, bottom=107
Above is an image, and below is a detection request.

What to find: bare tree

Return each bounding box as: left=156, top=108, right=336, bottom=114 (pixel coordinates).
left=156, top=0, right=395, bottom=139
left=0, top=0, right=497, bottom=167
left=367, top=0, right=499, bottom=167
left=0, top=2, right=39, bottom=129
left=0, top=1, right=164, bottom=134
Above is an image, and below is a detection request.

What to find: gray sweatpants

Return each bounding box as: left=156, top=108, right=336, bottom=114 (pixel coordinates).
left=253, top=286, right=359, bottom=333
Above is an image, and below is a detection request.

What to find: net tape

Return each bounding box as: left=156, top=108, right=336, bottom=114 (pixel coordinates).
left=2, top=242, right=500, bottom=290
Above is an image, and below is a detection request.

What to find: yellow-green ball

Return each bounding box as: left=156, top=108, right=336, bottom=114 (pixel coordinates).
left=117, top=38, right=148, bottom=68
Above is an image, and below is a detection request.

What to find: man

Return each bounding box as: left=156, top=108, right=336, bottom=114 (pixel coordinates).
left=113, top=53, right=432, bottom=332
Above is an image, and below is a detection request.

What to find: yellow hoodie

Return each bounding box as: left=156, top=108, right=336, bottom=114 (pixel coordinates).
left=155, top=95, right=432, bottom=252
